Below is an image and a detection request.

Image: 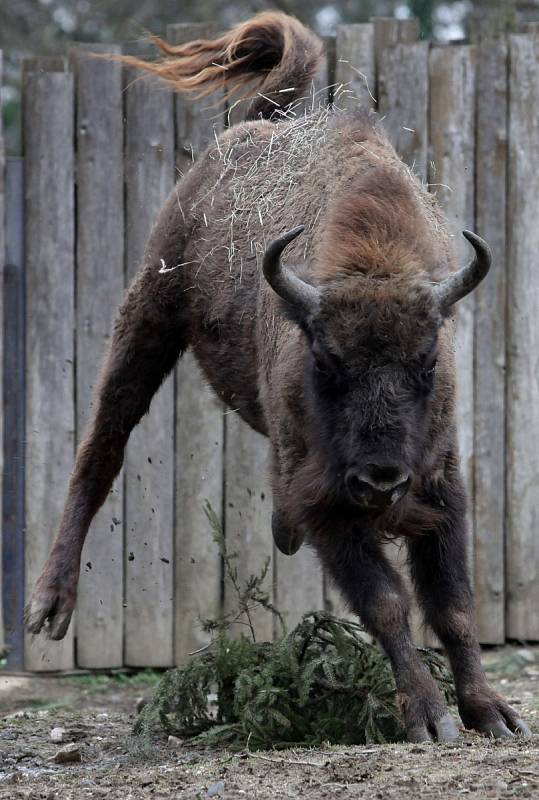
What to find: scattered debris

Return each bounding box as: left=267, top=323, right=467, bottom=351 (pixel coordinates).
left=49, top=726, right=67, bottom=743
left=207, top=780, right=225, bottom=797
left=52, top=742, right=82, bottom=764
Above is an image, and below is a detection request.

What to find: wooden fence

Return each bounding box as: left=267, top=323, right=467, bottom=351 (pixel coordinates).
left=1, top=19, right=539, bottom=671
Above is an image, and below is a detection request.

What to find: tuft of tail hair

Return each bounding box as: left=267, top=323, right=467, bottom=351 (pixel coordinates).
left=117, top=12, right=323, bottom=121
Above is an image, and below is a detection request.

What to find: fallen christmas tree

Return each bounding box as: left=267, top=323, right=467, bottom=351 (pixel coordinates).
left=135, top=503, right=456, bottom=749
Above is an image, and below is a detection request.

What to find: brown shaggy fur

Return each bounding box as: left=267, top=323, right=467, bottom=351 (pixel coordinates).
left=25, top=13, right=529, bottom=742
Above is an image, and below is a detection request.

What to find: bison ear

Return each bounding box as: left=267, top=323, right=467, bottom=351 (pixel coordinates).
left=434, top=231, right=492, bottom=309
left=262, top=226, right=321, bottom=318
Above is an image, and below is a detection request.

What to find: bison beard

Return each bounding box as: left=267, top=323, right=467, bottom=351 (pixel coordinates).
left=25, top=12, right=530, bottom=742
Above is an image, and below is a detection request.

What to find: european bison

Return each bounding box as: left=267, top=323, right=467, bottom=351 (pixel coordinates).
left=26, top=12, right=530, bottom=742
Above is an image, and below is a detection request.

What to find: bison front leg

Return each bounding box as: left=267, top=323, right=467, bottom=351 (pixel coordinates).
left=25, top=262, right=189, bottom=640
left=315, top=532, right=458, bottom=742
left=408, top=472, right=531, bottom=738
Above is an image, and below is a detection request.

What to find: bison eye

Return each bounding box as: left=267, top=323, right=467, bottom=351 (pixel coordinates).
left=417, top=358, right=437, bottom=393
left=422, top=360, right=437, bottom=377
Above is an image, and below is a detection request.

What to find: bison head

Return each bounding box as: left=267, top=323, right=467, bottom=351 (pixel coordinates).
left=263, top=226, right=491, bottom=515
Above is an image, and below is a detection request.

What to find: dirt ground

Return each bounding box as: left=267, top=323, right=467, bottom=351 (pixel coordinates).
left=1, top=647, right=538, bottom=800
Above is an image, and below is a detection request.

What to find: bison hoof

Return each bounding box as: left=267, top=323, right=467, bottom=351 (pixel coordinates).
left=459, top=691, right=532, bottom=739
left=479, top=718, right=531, bottom=739
left=272, top=510, right=305, bottom=555
left=24, top=581, right=76, bottom=641
left=407, top=712, right=459, bottom=743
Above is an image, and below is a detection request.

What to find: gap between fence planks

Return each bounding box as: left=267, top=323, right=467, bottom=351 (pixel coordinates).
left=506, top=33, right=539, bottom=641
left=123, top=61, right=176, bottom=667
left=23, top=60, right=75, bottom=671
left=72, top=44, right=125, bottom=668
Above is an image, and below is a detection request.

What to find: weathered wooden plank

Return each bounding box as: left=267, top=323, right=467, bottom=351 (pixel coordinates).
left=22, top=56, right=70, bottom=75
left=221, top=60, right=275, bottom=643
left=272, top=33, right=328, bottom=633
left=473, top=37, right=508, bottom=645
left=275, top=545, right=324, bottom=633
left=325, top=24, right=378, bottom=626
left=124, top=66, right=176, bottom=666
left=2, top=157, right=26, bottom=669
left=378, top=42, right=429, bottom=179
left=0, top=49, right=4, bottom=654
left=506, top=33, right=539, bottom=641
left=23, top=65, right=75, bottom=671
left=166, top=23, right=225, bottom=663
left=429, top=45, right=476, bottom=538
left=334, top=24, right=375, bottom=110
left=71, top=45, right=125, bottom=668
left=373, top=24, right=426, bottom=644
left=224, top=413, right=273, bottom=643
left=374, top=18, right=420, bottom=84
left=174, top=353, right=224, bottom=661
left=428, top=46, right=476, bottom=647
left=378, top=38, right=429, bottom=643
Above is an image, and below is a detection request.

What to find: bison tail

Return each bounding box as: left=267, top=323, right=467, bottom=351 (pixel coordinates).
left=115, top=12, right=323, bottom=121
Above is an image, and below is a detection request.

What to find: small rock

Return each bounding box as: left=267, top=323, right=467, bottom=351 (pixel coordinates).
left=140, top=774, right=153, bottom=786
left=52, top=743, right=82, bottom=764
left=50, top=727, right=67, bottom=743
left=167, top=735, right=183, bottom=748
left=516, top=649, right=536, bottom=664
left=207, top=780, right=225, bottom=797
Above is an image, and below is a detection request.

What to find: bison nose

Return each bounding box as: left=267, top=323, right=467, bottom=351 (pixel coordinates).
left=345, top=464, right=411, bottom=509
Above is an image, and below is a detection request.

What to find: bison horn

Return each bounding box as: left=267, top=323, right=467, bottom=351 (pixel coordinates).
left=435, top=230, right=492, bottom=308
left=262, top=225, right=321, bottom=317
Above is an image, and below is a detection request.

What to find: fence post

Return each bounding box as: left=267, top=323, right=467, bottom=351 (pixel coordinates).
left=123, top=59, right=176, bottom=667
left=506, top=33, right=539, bottom=641
left=167, top=22, right=225, bottom=664
left=23, top=58, right=75, bottom=671
left=2, top=158, right=25, bottom=669
left=473, top=36, right=508, bottom=645
left=70, top=44, right=126, bottom=668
